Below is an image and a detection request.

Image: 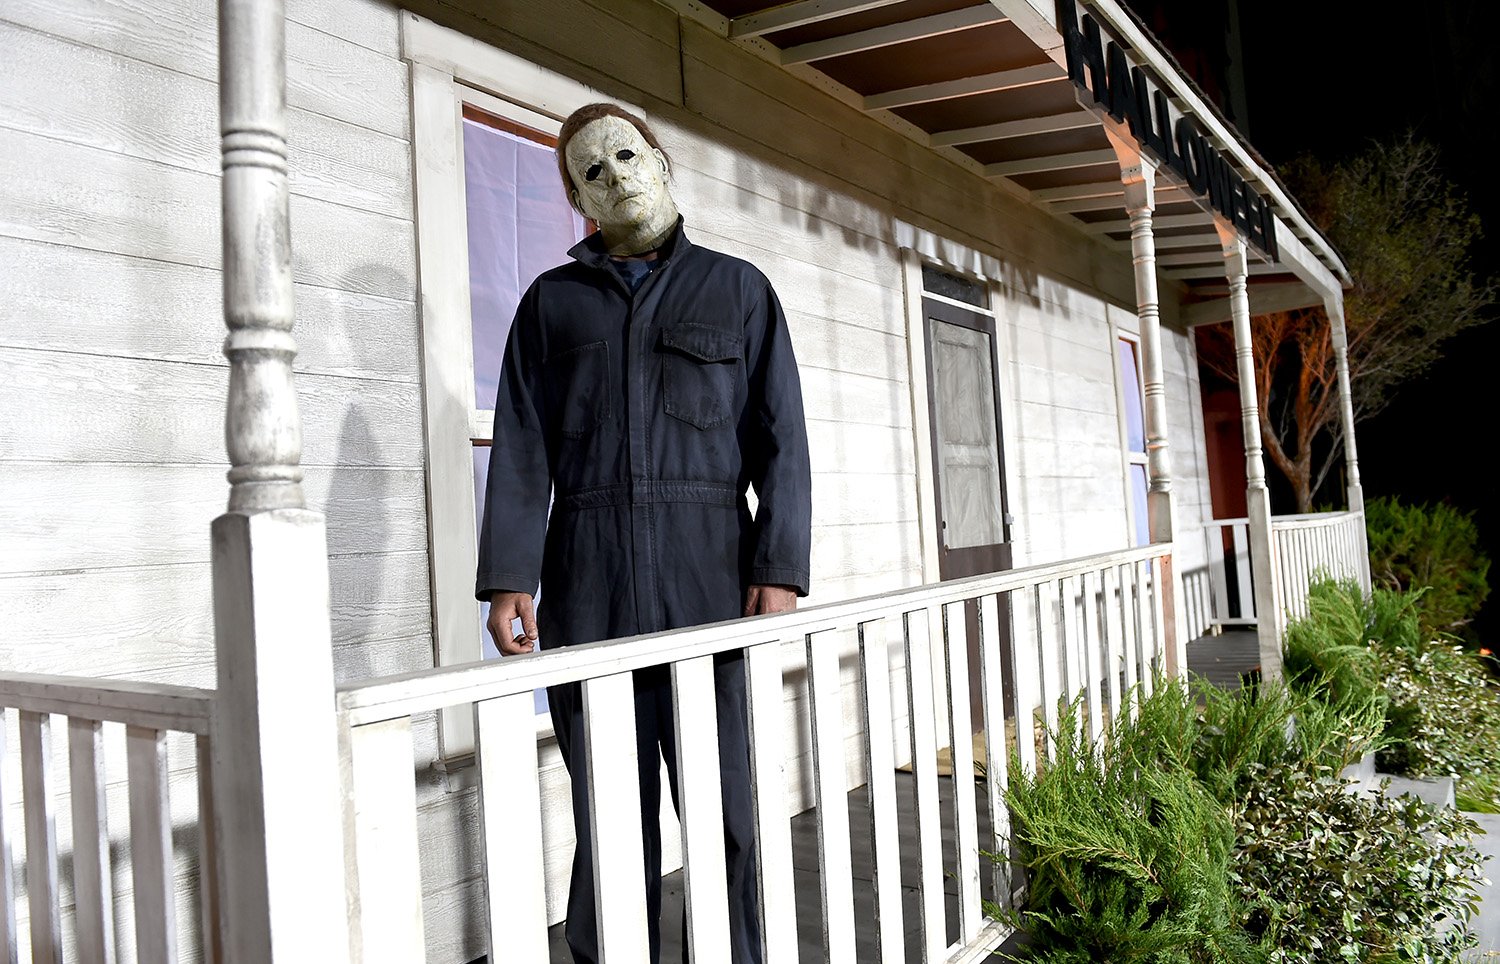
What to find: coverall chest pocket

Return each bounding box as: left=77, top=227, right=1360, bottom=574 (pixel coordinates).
left=547, top=341, right=611, bottom=439
left=660, top=324, right=740, bottom=430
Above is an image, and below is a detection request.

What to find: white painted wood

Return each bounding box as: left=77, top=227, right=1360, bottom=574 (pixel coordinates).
left=856, top=619, right=905, bottom=963
left=806, top=631, right=857, bottom=961
left=343, top=717, right=425, bottom=963
left=126, top=725, right=177, bottom=964
left=1134, top=560, right=1156, bottom=695
left=1085, top=213, right=1215, bottom=235
left=985, top=148, right=1118, bottom=177
left=729, top=0, right=907, bottom=38
left=903, top=608, right=946, bottom=962
left=901, top=250, right=943, bottom=584
left=0, top=712, right=15, bottom=964
left=932, top=110, right=1095, bottom=147
left=1079, top=571, right=1104, bottom=743
left=582, top=673, right=651, bottom=961
left=18, top=711, right=60, bottom=964
left=1013, top=585, right=1041, bottom=775
left=0, top=675, right=212, bottom=734
left=1117, top=565, right=1140, bottom=718
left=68, top=718, right=117, bottom=964
left=197, top=733, right=224, bottom=964
left=976, top=592, right=1013, bottom=909
left=409, top=60, right=482, bottom=757
left=1101, top=567, right=1124, bottom=727
left=474, top=694, right=548, bottom=961
left=780, top=5, right=1005, bottom=64
left=1147, top=557, right=1171, bottom=685
left=864, top=62, right=1064, bottom=110
left=744, top=643, right=798, bottom=963
left=942, top=603, right=982, bottom=940
left=670, top=656, right=732, bottom=962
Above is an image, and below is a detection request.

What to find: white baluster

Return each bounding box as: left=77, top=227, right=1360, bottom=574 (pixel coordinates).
left=475, top=694, right=548, bottom=961
left=68, top=719, right=115, bottom=964
left=127, top=726, right=177, bottom=964
left=196, top=734, right=223, bottom=964
left=582, top=673, right=650, bottom=961
left=807, top=631, right=856, bottom=961
left=671, top=656, right=732, bottom=961
left=903, top=608, right=945, bottom=961
left=343, top=717, right=425, bottom=964
left=744, top=643, right=797, bottom=963
left=941, top=603, right=981, bottom=939
left=19, top=711, right=60, bottom=964
left=857, top=619, right=905, bottom=964
left=976, top=593, right=1013, bottom=909
left=0, top=711, right=16, bottom=964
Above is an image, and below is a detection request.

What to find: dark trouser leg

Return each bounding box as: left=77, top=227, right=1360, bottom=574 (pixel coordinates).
left=550, top=676, right=669, bottom=964
left=656, top=651, right=764, bottom=964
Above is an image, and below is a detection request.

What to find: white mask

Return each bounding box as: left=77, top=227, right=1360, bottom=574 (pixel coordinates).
left=565, top=115, right=680, bottom=256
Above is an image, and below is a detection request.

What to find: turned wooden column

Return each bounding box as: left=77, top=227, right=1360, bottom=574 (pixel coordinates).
left=1218, top=226, right=1282, bottom=681
left=211, top=1, right=352, bottom=959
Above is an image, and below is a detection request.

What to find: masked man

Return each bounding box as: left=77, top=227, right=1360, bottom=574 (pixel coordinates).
left=476, top=103, right=812, bottom=964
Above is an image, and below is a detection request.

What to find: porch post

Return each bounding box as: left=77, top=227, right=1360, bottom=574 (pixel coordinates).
left=1218, top=226, right=1283, bottom=681
left=1324, top=291, right=1373, bottom=590
left=1117, top=145, right=1188, bottom=677
left=211, top=1, right=352, bottom=959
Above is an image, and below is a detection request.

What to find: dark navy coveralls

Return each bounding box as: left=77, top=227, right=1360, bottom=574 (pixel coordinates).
left=476, top=219, right=812, bottom=964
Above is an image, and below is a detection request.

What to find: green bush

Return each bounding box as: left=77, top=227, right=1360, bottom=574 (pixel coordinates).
left=998, top=680, right=1486, bottom=963
left=1365, top=496, right=1490, bottom=639
left=1234, top=763, right=1485, bottom=963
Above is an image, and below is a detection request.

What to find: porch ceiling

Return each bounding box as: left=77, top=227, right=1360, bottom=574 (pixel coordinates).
left=661, top=0, right=1350, bottom=314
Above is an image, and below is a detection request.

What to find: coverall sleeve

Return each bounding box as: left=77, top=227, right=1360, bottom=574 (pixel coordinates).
left=475, top=285, right=551, bottom=600
left=744, top=281, right=813, bottom=596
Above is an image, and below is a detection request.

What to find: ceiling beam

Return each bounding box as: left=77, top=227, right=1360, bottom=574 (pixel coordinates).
left=1110, top=233, right=1221, bottom=251
left=780, top=5, right=1005, bottom=65
left=1164, top=262, right=1288, bottom=280
left=983, top=148, right=1116, bottom=177
left=1032, top=181, right=1123, bottom=202
left=929, top=110, right=1094, bottom=147
left=1181, top=283, right=1321, bottom=326
left=1047, top=183, right=1188, bottom=213
left=1083, top=212, right=1215, bottom=234
left=862, top=62, right=1064, bottom=110
left=729, top=0, right=907, bottom=39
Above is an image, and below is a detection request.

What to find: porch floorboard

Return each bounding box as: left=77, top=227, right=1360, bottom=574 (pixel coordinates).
left=1185, top=628, right=1261, bottom=691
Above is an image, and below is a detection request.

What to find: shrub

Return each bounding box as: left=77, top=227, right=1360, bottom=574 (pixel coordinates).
left=1234, top=763, right=1485, bottom=963
left=1365, top=496, right=1490, bottom=639
left=1282, top=579, right=1388, bottom=715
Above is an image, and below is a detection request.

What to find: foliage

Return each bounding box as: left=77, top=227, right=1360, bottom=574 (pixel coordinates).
left=998, top=679, right=1482, bottom=963
left=1282, top=579, right=1388, bottom=715
left=1233, top=763, right=1485, bottom=963
left=999, top=698, right=1258, bottom=963
left=1365, top=495, right=1491, bottom=639
left=1196, top=136, right=1495, bottom=511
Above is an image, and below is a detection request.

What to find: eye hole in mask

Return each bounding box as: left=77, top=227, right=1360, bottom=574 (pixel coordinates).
left=585, top=163, right=603, bottom=182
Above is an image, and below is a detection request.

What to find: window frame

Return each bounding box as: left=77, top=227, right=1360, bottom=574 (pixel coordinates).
left=404, top=13, right=638, bottom=760
left=1111, top=322, right=1150, bottom=548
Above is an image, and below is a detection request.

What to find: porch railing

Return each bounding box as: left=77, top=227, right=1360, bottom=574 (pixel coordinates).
left=0, top=675, right=219, bottom=964
left=1201, top=510, right=1370, bottom=632
left=335, top=543, right=1175, bottom=964
left=1270, top=510, right=1370, bottom=621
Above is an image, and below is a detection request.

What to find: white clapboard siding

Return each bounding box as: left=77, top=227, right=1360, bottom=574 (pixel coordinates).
left=0, top=237, right=420, bottom=383
left=785, top=313, right=911, bottom=382
left=810, top=473, right=919, bottom=527
left=804, top=420, right=917, bottom=477
left=0, top=23, right=411, bottom=219
left=0, top=128, right=414, bottom=302
left=0, top=465, right=426, bottom=574
left=0, top=350, right=424, bottom=468
left=2, top=0, right=410, bottom=139
left=286, top=0, right=401, bottom=57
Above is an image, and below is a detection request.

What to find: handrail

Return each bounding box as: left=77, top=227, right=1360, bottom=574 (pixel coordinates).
left=1270, top=510, right=1362, bottom=530
left=337, top=543, right=1171, bottom=726
left=0, top=672, right=214, bottom=734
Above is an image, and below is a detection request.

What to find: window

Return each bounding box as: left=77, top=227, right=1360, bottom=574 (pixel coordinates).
left=406, top=24, right=619, bottom=758
left=1116, top=334, right=1150, bottom=547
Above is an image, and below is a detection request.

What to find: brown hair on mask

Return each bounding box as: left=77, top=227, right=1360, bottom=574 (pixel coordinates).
left=556, top=103, right=672, bottom=215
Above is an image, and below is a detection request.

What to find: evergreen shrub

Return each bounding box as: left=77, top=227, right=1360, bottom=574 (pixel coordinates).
left=1365, top=496, right=1490, bottom=640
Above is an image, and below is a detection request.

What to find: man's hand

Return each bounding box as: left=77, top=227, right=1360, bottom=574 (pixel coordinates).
left=744, top=584, right=798, bottom=617
left=487, top=591, right=539, bottom=655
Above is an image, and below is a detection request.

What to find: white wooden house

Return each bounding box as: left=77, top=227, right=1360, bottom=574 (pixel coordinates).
left=0, top=0, right=1371, bottom=961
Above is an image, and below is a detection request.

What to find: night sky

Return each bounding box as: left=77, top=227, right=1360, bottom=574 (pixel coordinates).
left=1129, top=0, right=1500, bottom=638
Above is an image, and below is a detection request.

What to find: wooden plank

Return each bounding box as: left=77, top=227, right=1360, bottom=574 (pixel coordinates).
left=985, top=149, right=1118, bottom=178
left=0, top=712, right=18, bottom=964
left=931, top=110, right=1097, bottom=147
left=581, top=672, right=650, bottom=960
left=781, top=5, right=1005, bottom=64
left=126, top=726, right=177, bottom=964
left=1080, top=571, right=1104, bottom=744
left=806, top=630, right=857, bottom=960
left=3, top=0, right=409, bottom=139
left=0, top=237, right=419, bottom=384
left=0, top=348, right=424, bottom=468
left=902, top=608, right=946, bottom=961
left=857, top=618, right=905, bottom=963
left=863, top=63, right=1064, bottom=110
left=0, top=127, right=414, bottom=302
left=976, top=593, right=1013, bottom=909
left=0, top=465, right=426, bottom=575
left=1146, top=558, right=1169, bottom=686
left=1013, top=586, right=1041, bottom=775
left=196, top=735, right=223, bottom=964
left=942, top=603, right=982, bottom=940
left=670, top=656, right=732, bottom=961
left=1101, top=568, right=1124, bottom=730
left=287, top=0, right=402, bottom=58
left=0, top=675, right=210, bottom=737
left=69, top=719, right=116, bottom=964
left=744, top=642, right=798, bottom=963
left=474, top=694, right=548, bottom=961
left=343, top=717, right=426, bottom=963
left=1134, top=560, right=1155, bottom=696
left=1118, top=565, right=1140, bottom=720
left=18, top=711, right=61, bottom=964
left=730, top=0, right=907, bottom=38
left=0, top=22, right=411, bottom=219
